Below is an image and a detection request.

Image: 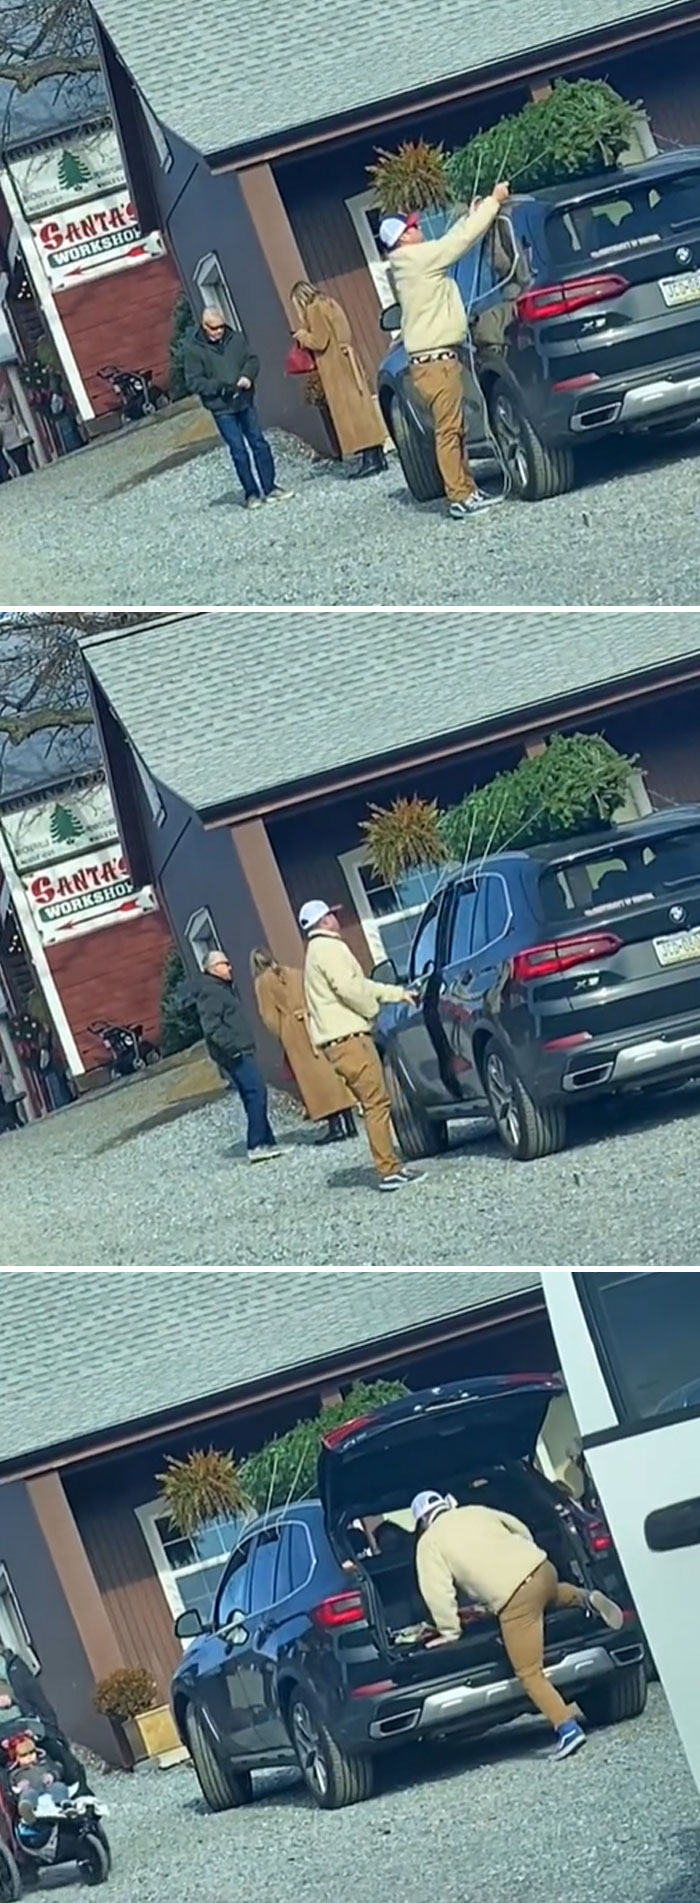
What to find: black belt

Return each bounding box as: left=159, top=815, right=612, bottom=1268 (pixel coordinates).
left=411, top=349, right=460, bottom=364
left=322, top=1032, right=366, bottom=1048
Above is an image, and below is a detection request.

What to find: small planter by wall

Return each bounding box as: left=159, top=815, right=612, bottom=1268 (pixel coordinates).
left=129, top=1704, right=181, bottom=1760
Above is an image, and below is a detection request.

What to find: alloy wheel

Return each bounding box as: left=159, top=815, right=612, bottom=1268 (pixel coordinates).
left=493, top=393, right=529, bottom=490
left=485, top=1050, right=521, bottom=1150
left=292, top=1701, right=329, bottom=1798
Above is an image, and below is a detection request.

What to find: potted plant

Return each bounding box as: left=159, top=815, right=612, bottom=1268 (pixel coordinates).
left=94, top=1667, right=162, bottom=1765
left=360, top=795, right=449, bottom=886
left=156, top=1446, right=251, bottom=1536
left=367, top=139, right=454, bottom=214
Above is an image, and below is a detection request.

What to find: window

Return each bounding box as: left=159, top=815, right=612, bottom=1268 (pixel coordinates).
left=540, top=824, right=700, bottom=922
left=216, top=1540, right=258, bottom=1625
left=546, top=170, right=700, bottom=266
left=273, top=1522, right=314, bottom=1602
left=131, top=746, right=165, bottom=827
left=344, top=191, right=397, bottom=311
left=193, top=252, right=241, bottom=330
left=135, top=1500, right=250, bottom=1629
left=136, top=87, right=173, bottom=171
left=185, top=906, right=221, bottom=970
left=446, top=879, right=478, bottom=965
left=0, top=1566, right=39, bottom=1673
left=575, top=1272, right=700, bottom=1423
left=248, top=1528, right=282, bottom=1614
left=408, top=896, right=441, bottom=981
left=483, top=873, right=511, bottom=943
left=338, top=847, right=445, bottom=978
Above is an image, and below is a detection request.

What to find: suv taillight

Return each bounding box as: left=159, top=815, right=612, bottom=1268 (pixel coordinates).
left=311, top=1592, right=366, bottom=1629
left=586, top=1517, right=612, bottom=1555
left=516, top=274, right=628, bottom=323
left=512, top=932, right=622, bottom=982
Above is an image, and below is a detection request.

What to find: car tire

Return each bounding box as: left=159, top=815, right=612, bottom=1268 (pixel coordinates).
left=390, top=396, right=442, bottom=502
left=185, top=1707, right=253, bottom=1812
left=481, top=1040, right=567, bottom=1161
left=385, top=1054, right=449, bottom=1159
left=580, top=1660, right=648, bottom=1728
left=288, top=1691, right=374, bottom=1810
left=490, top=382, right=576, bottom=502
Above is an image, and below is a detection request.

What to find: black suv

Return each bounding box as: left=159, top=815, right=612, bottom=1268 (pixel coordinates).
left=170, top=1376, right=646, bottom=1811
left=377, top=150, right=700, bottom=502
left=371, top=805, right=700, bottom=1163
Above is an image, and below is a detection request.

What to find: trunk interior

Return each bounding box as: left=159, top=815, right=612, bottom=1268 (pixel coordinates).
left=342, top=1462, right=598, bottom=1686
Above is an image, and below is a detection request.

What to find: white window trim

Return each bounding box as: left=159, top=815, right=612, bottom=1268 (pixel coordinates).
left=185, top=906, right=221, bottom=970
left=344, top=189, right=397, bottom=312
left=193, top=252, right=241, bottom=330
left=0, top=1563, right=40, bottom=1672
left=338, top=845, right=434, bottom=966
left=135, top=1499, right=245, bottom=1642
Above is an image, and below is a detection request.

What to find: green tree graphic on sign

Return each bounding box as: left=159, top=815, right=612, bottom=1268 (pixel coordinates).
left=57, top=150, right=92, bottom=192
left=49, top=803, right=86, bottom=845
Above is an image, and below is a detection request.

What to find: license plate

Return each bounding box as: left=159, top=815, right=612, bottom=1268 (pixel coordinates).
left=659, top=270, right=700, bottom=309
left=653, top=927, right=700, bottom=967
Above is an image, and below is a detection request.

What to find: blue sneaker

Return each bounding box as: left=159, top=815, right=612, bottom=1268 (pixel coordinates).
left=552, top=1719, right=586, bottom=1760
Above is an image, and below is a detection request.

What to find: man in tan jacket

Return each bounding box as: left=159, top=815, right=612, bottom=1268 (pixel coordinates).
left=299, top=898, right=420, bottom=1192
left=411, top=1490, right=624, bottom=1759
left=380, top=184, right=510, bottom=519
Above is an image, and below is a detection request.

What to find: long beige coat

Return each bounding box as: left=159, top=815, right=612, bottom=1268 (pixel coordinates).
left=254, top=965, right=355, bottom=1121
left=294, top=296, right=384, bottom=457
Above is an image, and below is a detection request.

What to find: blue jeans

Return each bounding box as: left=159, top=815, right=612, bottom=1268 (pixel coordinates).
left=227, top=1053, right=276, bottom=1151
left=214, top=404, right=276, bottom=499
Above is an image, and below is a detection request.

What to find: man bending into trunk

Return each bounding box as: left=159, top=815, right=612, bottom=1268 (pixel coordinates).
left=411, top=1490, right=624, bottom=1760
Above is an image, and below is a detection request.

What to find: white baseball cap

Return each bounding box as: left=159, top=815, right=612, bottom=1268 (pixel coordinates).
left=298, top=899, right=338, bottom=932
left=411, top=1490, right=449, bottom=1525
left=379, top=211, right=420, bottom=251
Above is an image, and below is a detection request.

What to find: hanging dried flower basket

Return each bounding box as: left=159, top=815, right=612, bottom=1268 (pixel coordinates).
left=157, top=1448, right=250, bottom=1537
left=361, top=796, right=449, bottom=887
left=367, top=140, right=454, bottom=215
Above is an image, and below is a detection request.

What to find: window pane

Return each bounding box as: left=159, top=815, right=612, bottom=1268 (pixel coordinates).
left=575, top=1272, right=700, bottom=1421
left=408, top=900, right=440, bottom=980
left=288, top=1523, right=313, bottom=1593
left=216, top=1542, right=255, bottom=1623
left=249, top=1529, right=280, bottom=1613
left=378, top=917, right=414, bottom=976
left=448, top=882, right=478, bottom=963
left=273, top=1527, right=294, bottom=1603
left=178, top=1564, right=226, bottom=1619
left=540, top=825, right=700, bottom=922
left=484, top=876, right=509, bottom=942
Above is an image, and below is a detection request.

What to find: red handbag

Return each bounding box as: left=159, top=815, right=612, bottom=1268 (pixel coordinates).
left=285, top=341, right=315, bottom=376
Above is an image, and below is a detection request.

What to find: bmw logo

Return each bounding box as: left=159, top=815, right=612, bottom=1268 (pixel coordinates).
left=676, top=246, right=692, bottom=266
left=669, top=904, right=687, bottom=926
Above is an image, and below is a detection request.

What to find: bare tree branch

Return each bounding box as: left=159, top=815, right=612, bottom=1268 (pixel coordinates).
left=0, top=50, right=99, bottom=87
left=0, top=612, right=164, bottom=796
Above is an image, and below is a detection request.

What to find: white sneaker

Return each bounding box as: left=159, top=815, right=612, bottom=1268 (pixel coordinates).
left=587, top=1589, right=624, bottom=1631
left=248, top=1144, right=282, bottom=1162
left=378, top=1167, right=427, bottom=1193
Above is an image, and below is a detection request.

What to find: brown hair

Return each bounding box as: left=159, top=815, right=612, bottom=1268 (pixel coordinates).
left=290, top=280, right=317, bottom=315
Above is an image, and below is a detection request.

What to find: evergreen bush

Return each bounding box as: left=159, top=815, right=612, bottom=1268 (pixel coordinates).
left=168, top=293, right=197, bottom=401
left=238, top=1380, right=410, bottom=1511
left=159, top=949, right=201, bottom=1056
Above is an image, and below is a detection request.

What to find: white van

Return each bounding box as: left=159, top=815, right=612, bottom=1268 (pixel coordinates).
left=542, top=1270, right=700, bottom=1792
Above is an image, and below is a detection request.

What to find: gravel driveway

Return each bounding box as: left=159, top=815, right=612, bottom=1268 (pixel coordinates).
left=3, top=1072, right=700, bottom=1266
left=62, top=1689, right=698, bottom=1903
left=6, top=425, right=700, bottom=606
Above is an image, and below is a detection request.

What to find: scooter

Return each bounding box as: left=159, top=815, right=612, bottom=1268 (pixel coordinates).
left=88, top=1020, right=161, bottom=1082
left=97, top=365, right=169, bottom=424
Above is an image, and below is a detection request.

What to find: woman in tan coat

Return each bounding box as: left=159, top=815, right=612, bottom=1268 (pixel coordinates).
left=251, top=949, right=357, bottom=1144
left=290, top=281, right=388, bottom=479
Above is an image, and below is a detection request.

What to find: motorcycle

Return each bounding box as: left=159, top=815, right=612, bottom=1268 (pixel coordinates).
left=88, top=1020, right=161, bottom=1082
left=97, top=365, right=169, bottom=424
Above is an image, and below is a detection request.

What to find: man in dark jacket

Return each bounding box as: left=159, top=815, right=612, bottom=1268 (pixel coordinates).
left=183, top=307, right=290, bottom=510
left=195, top=950, right=281, bottom=1161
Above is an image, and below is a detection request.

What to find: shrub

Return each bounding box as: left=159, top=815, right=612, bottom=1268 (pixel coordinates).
left=168, top=292, right=197, bottom=401
left=159, top=949, right=201, bottom=1056
left=238, top=1380, right=410, bottom=1511
left=446, top=79, right=640, bottom=201
left=361, top=796, right=449, bottom=887
left=367, top=139, right=454, bottom=214
left=439, top=733, right=638, bottom=863
left=94, top=1667, right=157, bottom=1722
left=157, top=1448, right=251, bottom=1536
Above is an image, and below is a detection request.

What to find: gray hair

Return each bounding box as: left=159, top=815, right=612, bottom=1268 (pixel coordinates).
left=203, top=949, right=226, bottom=973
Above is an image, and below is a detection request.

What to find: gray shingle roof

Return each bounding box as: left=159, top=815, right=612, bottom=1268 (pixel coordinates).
left=80, top=610, right=700, bottom=816
left=0, top=1270, right=539, bottom=1464
left=94, top=0, right=684, bottom=157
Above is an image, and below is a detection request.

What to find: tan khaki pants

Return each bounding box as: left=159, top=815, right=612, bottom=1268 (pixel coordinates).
left=323, top=1034, right=399, bottom=1180
left=410, top=356, right=475, bottom=505
left=498, top=1559, right=587, bottom=1729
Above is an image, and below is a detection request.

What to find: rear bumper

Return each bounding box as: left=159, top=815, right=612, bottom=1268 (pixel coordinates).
left=558, top=352, right=700, bottom=439
left=341, top=1633, right=645, bottom=1750
left=557, top=1013, right=700, bottom=1097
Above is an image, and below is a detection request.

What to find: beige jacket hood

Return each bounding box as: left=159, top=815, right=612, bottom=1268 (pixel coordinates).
left=416, top=1504, right=547, bottom=1637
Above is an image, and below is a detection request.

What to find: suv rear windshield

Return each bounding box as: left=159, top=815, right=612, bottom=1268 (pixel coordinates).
left=539, top=825, right=700, bottom=920
left=545, top=169, right=700, bottom=266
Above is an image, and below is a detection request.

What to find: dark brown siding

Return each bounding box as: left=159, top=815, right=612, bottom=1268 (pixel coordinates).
left=0, top=1478, right=117, bottom=1758
left=56, top=254, right=181, bottom=415
left=45, top=909, right=173, bottom=1069
left=71, top=1484, right=180, bottom=1700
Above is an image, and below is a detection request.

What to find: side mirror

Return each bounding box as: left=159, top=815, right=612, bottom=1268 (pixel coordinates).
left=174, top=1607, right=207, bottom=1640
left=371, top=958, right=399, bottom=984
left=379, top=304, right=401, bottom=333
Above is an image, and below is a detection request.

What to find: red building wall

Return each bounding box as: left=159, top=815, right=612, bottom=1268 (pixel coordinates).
left=45, top=909, right=173, bottom=1069
left=55, top=253, right=181, bottom=416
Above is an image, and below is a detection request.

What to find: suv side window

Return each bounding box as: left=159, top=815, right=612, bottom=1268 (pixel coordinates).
left=472, top=874, right=511, bottom=952
left=215, top=1540, right=256, bottom=1625
left=445, top=879, right=478, bottom=965
left=248, top=1527, right=282, bottom=1614
left=273, top=1521, right=315, bottom=1602
left=408, top=895, right=441, bottom=981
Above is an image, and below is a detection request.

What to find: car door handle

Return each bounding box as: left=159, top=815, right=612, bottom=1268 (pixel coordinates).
left=644, top=1495, right=700, bottom=1552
